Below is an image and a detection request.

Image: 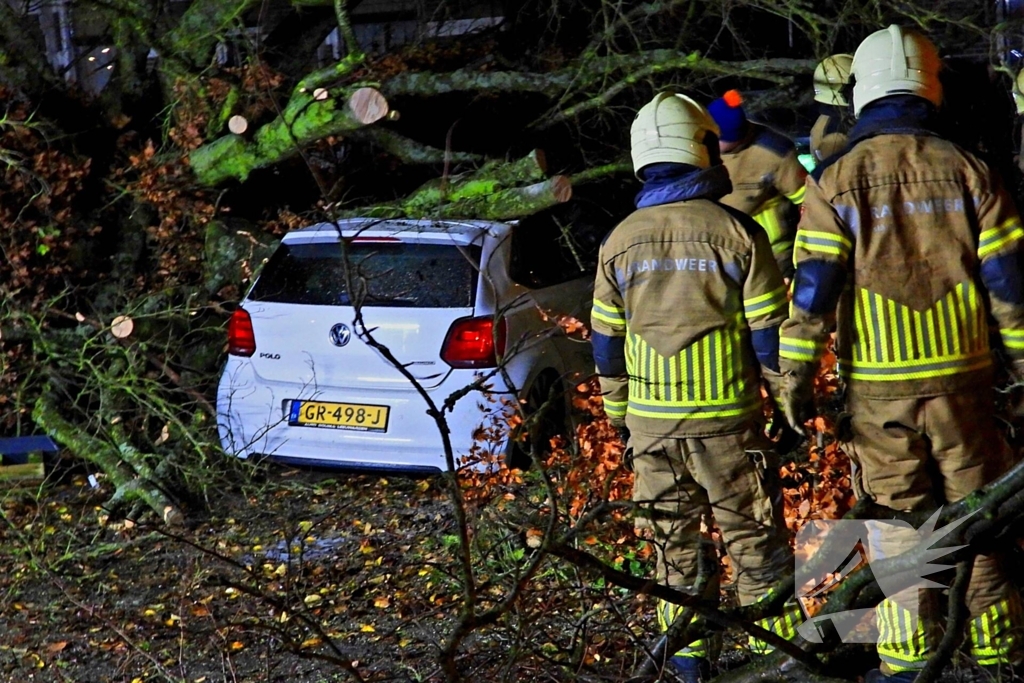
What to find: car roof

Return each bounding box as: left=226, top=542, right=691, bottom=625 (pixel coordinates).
left=281, top=218, right=509, bottom=246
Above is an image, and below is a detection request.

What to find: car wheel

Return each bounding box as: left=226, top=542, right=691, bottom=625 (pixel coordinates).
left=508, top=370, right=568, bottom=470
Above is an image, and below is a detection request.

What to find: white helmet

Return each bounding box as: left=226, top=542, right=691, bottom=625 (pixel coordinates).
left=851, top=24, right=942, bottom=117
left=630, top=93, right=720, bottom=177
left=813, top=54, right=854, bottom=106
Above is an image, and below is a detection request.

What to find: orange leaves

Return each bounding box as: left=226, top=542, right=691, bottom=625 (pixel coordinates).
left=781, top=337, right=855, bottom=536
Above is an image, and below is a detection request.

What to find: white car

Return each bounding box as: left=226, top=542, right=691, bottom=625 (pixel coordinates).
left=217, top=212, right=607, bottom=473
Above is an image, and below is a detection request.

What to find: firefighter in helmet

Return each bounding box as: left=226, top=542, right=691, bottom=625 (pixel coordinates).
left=810, top=54, right=854, bottom=164
left=780, top=25, right=1024, bottom=681
left=591, top=92, right=800, bottom=682
left=708, top=90, right=809, bottom=278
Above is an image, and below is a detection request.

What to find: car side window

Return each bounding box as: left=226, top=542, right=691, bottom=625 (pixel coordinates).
left=509, top=201, right=614, bottom=289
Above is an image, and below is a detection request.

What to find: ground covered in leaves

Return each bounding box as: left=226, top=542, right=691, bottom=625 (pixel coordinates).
left=0, top=450, right=1013, bottom=683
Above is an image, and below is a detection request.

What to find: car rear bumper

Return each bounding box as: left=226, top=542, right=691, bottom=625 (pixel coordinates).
left=216, top=361, right=514, bottom=472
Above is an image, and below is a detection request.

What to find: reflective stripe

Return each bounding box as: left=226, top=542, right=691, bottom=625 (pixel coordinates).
left=846, top=283, right=991, bottom=381
left=979, top=217, right=1024, bottom=259
left=603, top=397, right=627, bottom=418
left=753, top=196, right=792, bottom=258
left=1001, top=329, right=1024, bottom=350
left=624, top=318, right=759, bottom=421
left=592, top=298, right=626, bottom=328
left=877, top=599, right=928, bottom=671
left=969, top=599, right=1018, bottom=665
left=779, top=336, right=824, bottom=363
left=658, top=599, right=708, bottom=657
left=772, top=239, right=794, bottom=256
left=749, top=601, right=803, bottom=655
left=795, top=229, right=852, bottom=261
left=786, top=185, right=807, bottom=205
left=744, top=284, right=788, bottom=319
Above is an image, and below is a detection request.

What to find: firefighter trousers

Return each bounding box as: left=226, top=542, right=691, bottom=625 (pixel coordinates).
left=843, top=391, right=1022, bottom=673
left=630, top=427, right=797, bottom=658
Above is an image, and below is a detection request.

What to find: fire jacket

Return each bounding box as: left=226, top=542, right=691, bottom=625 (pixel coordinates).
left=719, top=123, right=808, bottom=278
left=591, top=163, right=788, bottom=437
left=779, top=97, right=1024, bottom=399
left=809, top=110, right=849, bottom=165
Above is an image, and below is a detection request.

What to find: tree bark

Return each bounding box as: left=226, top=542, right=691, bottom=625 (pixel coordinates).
left=190, top=86, right=389, bottom=184
left=33, top=392, right=184, bottom=525
left=352, top=176, right=571, bottom=221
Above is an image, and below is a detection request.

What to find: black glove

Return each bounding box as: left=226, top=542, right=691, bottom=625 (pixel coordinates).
left=779, top=371, right=815, bottom=438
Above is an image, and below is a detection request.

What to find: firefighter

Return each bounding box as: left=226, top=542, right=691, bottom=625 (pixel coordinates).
left=779, top=25, right=1024, bottom=681
left=592, top=92, right=800, bottom=682
left=810, top=54, right=854, bottom=164
left=708, top=90, right=808, bottom=278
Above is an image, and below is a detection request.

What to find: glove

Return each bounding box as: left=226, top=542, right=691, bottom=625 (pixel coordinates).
left=616, top=426, right=634, bottom=471
left=779, top=369, right=816, bottom=437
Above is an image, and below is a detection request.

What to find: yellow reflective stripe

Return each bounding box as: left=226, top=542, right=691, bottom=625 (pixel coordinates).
left=603, top=404, right=627, bottom=418
left=1001, top=329, right=1024, bottom=350
left=839, top=351, right=991, bottom=380
left=934, top=301, right=950, bottom=356
left=900, top=304, right=914, bottom=362
left=752, top=196, right=786, bottom=243
left=887, top=299, right=900, bottom=361
left=772, top=239, right=794, bottom=256
left=779, top=336, right=822, bottom=362
left=744, top=284, right=788, bottom=318
left=592, top=310, right=625, bottom=327
left=859, top=289, right=875, bottom=362
left=955, top=285, right=970, bottom=352
left=979, top=217, right=1024, bottom=258
left=794, top=228, right=851, bottom=260
left=786, top=185, right=806, bottom=205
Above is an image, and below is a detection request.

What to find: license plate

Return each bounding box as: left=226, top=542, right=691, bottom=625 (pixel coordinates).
left=288, top=400, right=390, bottom=432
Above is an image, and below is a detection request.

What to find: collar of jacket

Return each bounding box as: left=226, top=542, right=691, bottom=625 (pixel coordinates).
left=634, top=163, right=733, bottom=209
left=848, top=96, right=940, bottom=145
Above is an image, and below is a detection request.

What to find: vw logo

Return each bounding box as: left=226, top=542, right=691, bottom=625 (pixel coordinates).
left=329, top=323, right=351, bottom=347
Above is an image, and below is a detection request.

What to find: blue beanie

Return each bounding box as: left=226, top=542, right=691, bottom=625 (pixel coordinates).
left=708, top=90, right=747, bottom=143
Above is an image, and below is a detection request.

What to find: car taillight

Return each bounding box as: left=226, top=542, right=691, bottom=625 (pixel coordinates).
left=228, top=308, right=256, bottom=357
left=441, top=316, right=506, bottom=368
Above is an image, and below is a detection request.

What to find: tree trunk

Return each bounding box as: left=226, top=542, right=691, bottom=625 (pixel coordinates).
left=33, top=393, right=184, bottom=525
left=190, top=86, right=389, bottom=184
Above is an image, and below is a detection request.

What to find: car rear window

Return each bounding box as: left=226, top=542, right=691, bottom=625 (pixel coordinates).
left=248, top=241, right=481, bottom=307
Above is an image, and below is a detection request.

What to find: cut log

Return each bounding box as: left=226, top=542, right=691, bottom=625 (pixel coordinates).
left=353, top=175, right=572, bottom=221
left=190, top=86, right=389, bottom=185
left=227, top=115, right=248, bottom=135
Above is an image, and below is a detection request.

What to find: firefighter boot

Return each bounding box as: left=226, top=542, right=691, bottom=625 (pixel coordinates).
left=668, top=656, right=711, bottom=683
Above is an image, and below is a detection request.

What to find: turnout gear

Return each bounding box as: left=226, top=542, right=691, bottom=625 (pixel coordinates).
left=780, top=77, right=1024, bottom=673
left=631, top=92, right=720, bottom=175
left=813, top=54, right=854, bottom=107
left=595, top=94, right=796, bottom=667
left=851, top=25, right=942, bottom=117
left=810, top=106, right=850, bottom=164
left=715, top=122, right=808, bottom=277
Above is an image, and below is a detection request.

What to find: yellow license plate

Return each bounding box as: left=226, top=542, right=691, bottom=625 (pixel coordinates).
left=289, top=400, right=390, bottom=432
